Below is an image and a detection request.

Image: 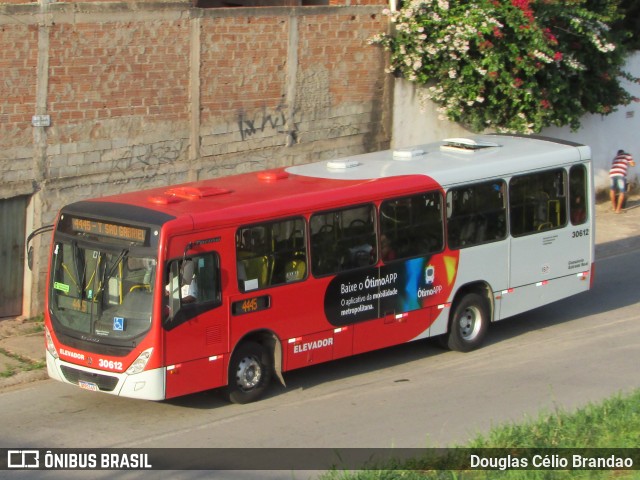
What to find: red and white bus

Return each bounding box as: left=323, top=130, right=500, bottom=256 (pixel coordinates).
left=43, top=134, right=594, bottom=403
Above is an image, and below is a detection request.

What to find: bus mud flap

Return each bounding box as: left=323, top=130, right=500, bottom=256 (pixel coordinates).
left=273, top=338, right=286, bottom=387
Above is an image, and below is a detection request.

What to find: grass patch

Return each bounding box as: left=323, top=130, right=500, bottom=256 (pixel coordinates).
left=321, top=390, right=640, bottom=479
left=462, top=392, right=640, bottom=449
left=23, top=315, right=45, bottom=335
left=0, top=366, right=17, bottom=378
left=0, top=347, right=46, bottom=377
left=22, top=360, right=46, bottom=371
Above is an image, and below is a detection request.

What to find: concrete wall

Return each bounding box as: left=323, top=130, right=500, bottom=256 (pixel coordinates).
left=0, top=0, right=392, bottom=316
left=391, top=77, right=473, bottom=149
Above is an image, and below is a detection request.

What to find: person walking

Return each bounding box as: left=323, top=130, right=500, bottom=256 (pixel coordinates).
left=609, top=149, right=635, bottom=213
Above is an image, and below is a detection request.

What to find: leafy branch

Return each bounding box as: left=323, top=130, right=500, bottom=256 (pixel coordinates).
left=370, top=0, right=639, bottom=133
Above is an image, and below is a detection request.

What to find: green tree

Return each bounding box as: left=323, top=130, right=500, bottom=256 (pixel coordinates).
left=618, top=0, right=640, bottom=50
left=370, top=0, right=639, bottom=133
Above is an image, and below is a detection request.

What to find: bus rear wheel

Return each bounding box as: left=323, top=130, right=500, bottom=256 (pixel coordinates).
left=225, top=341, right=273, bottom=404
left=445, top=293, right=489, bottom=352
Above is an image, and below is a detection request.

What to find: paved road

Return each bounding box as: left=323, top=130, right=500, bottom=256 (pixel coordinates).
left=1, top=243, right=639, bottom=479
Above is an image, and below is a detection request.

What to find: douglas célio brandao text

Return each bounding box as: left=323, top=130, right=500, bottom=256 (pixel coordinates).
left=470, top=453, right=634, bottom=470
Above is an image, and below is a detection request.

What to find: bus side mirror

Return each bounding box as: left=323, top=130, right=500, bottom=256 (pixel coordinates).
left=25, top=225, right=54, bottom=271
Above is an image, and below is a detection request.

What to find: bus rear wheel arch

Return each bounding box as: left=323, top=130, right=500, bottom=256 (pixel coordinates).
left=225, top=341, right=273, bottom=404
left=444, top=291, right=490, bottom=352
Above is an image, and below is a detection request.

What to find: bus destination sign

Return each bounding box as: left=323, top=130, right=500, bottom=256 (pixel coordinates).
left=70, top=217, right=147, bottom=244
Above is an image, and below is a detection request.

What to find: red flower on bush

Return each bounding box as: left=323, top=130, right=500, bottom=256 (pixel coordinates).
left=544, top=28, right=558, bottom=45
left=511, top=0, right=535, bottom=22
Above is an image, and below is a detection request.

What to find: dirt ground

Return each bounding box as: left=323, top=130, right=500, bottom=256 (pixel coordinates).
left=0, top=315, right=46, bottom=388
left=0, top=316, right=43, bottom=340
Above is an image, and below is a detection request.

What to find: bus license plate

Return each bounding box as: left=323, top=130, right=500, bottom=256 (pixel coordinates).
left=78, top=380, right=99, bottom=392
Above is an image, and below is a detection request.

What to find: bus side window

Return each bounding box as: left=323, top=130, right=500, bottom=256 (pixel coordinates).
left=447, top=180, right=506, bottom=249
left=310, top=205, right=377, bottom=276
left=380, top=191, right=444, bottom=261
left=570, top=165, right=588, bottom=225
left=165, top=253, right=221, bottom=328
left=510, top=169, right=567, bottom=236
left=236, top=217, right=307, bottom=292
left=310, top=212, right=339, bottom=276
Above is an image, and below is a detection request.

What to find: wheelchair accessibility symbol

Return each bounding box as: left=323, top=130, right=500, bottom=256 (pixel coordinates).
left=113, top=317, right=124, bottom=331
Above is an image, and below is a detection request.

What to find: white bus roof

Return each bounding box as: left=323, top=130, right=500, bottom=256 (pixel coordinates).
left=286, top=134, right=590, bottom=187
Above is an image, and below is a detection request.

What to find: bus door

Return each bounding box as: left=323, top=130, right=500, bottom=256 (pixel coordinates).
left=162, top=235, right=229, bottom=398
left=503, top=166, right=592, bottom=319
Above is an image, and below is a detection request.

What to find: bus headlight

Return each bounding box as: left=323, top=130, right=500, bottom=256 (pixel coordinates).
left=126, top=348, right=153, bottom=375
left=45, top=326, right=58, bottom=359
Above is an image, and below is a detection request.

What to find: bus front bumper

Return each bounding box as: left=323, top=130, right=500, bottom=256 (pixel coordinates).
left=46, top=351, right=166, bottom=401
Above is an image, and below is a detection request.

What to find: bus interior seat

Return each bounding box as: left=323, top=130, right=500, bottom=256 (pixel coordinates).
left=289, top=229, right=305, bottom=251
left=348, top=245, right=373, bottom=267
left=474, top=215, right=488, bottom=243
left=311, top=231, right=340, bottom=275
left=284, top=256, right=306, bottom=282
left=457, top=215, right=476, bottom=246
left=238, top=255, right=273, bottom=289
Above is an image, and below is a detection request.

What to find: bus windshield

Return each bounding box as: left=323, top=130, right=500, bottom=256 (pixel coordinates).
left=49, top=240, right=156, bottom=342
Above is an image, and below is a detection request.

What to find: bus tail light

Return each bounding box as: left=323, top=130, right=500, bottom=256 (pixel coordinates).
left=577, top=267, right=593, bottom=287
left=126, top=348, right=153, bottom=375
left=45, top=326, right=58, bottom=359
left=167, top=364, right=180, bottom=374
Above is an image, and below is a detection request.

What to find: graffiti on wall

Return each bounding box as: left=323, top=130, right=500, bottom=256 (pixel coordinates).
left=237, top=102, right=300, bottom=144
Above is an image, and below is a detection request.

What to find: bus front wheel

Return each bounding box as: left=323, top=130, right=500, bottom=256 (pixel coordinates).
left=225, top=341, right=273, bottom=404
left=446, top=293, right=489, bottom=352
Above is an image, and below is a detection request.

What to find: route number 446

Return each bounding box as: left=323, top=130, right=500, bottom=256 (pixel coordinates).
left=241, top=298, right=259, bottom=313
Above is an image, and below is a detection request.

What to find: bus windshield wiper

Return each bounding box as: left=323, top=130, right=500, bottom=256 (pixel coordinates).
left=96, top=249, right=129, bottom=298
left=72, top=241, right=87, bottom=300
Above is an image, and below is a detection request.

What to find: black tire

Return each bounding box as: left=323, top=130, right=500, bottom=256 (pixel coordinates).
left=445, top=293, right=489, bottom=352
left=225, top=341, right=272, bottom=404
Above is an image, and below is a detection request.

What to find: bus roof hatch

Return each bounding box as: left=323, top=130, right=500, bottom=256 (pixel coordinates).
left=440, top=138, right=501, bottom=153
